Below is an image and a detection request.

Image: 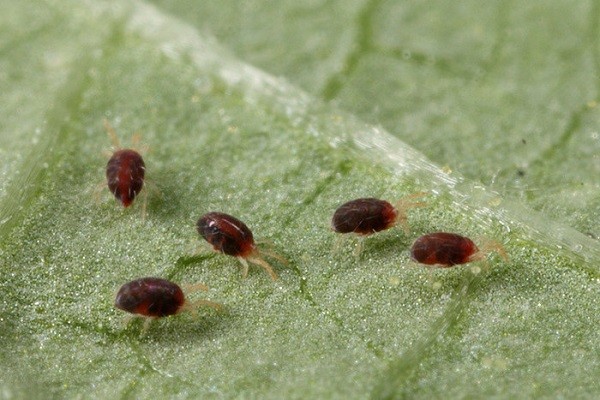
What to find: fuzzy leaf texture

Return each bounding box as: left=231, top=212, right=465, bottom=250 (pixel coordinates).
left=1, top=1, right=599, bottom=399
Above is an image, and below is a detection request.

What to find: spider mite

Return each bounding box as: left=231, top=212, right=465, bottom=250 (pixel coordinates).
left=410, top=232, right=508, bottom=267
left=115, top=277, right=222, bottom=328
left=332, top=194, right=426, bottom=235
left=103, top=119, right=146, bottom=209
left=331, top=194, right=425, bottom=254
left=196, top=212, right=284, bottom=281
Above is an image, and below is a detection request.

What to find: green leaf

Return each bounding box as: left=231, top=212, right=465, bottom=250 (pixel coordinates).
left=151, top=0, right=600, bottom=239
left=1, top=1, right=599, bottom=399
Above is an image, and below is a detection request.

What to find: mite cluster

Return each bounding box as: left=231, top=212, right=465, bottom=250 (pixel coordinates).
left=331, top=197, right=508, bottom=267
left=104, top=120, right=509, bottom=331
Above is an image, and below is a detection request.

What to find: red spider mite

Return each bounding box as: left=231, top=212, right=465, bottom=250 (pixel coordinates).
left=197, top=212, right=283, bottom=281
left=410, top=232, right=508, bottom=267
left=332, top=194, right=426, bottom=236
left=103, top=119, right=146, bottom=208
left=115, top=277, right=222, bottom=324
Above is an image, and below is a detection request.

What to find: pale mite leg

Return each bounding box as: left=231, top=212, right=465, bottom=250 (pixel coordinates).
left=103, top=118, right=121, bottom=149
left=352, top=236, right=366, bottom=259
left=237, top=257, right=250, bottom=278
left=246, top=255, right=278, bottom=281
left=192, top=299, right=223, bottom=311
left=141, top=316, right=154, bottom=336
left=258, top=247, right=288, bottom=265
left=393, top=192, right=428, bottom=234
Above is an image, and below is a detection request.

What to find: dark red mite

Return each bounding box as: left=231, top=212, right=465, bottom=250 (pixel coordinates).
left=197, top=212, right=282, bottom=281
left=103, top=119, right=146, bottom=208
left=115, top=277, right=185, bottom=317
left=332, top=194, right=425, bottom=236
left=410, top=232, right=508, bottom=267
left=106, top=149, right=145, bottom=207
left=114, top=277, right=222, bottom=329
left=332, top=198, right=398, bottom=235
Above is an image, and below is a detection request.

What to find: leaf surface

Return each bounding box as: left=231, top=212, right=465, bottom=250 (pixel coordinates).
left=1, top=1, right=599, bottom=399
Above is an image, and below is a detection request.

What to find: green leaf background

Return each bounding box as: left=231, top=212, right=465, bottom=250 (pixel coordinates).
left=1, top=0, right=599, bottom=398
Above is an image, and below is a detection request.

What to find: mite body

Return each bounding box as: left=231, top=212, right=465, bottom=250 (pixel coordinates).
left=197, top=212, right=255, bottom=258
left=115, top=277, right=184, bottom=317
left=332, top=194, right=424, bottom=236
left=410, top=232, right=508, bottom=267
left=197, top=212, right=282, bottom=281
left=332, top=198, right=398, bottom=235
left=102, top=119, right=148, bottom=209
left=114, top=277, right=222, bottom=332
left=106, top=149, right=145, bottom=208
left=331, top=195, right=425, bottom=255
